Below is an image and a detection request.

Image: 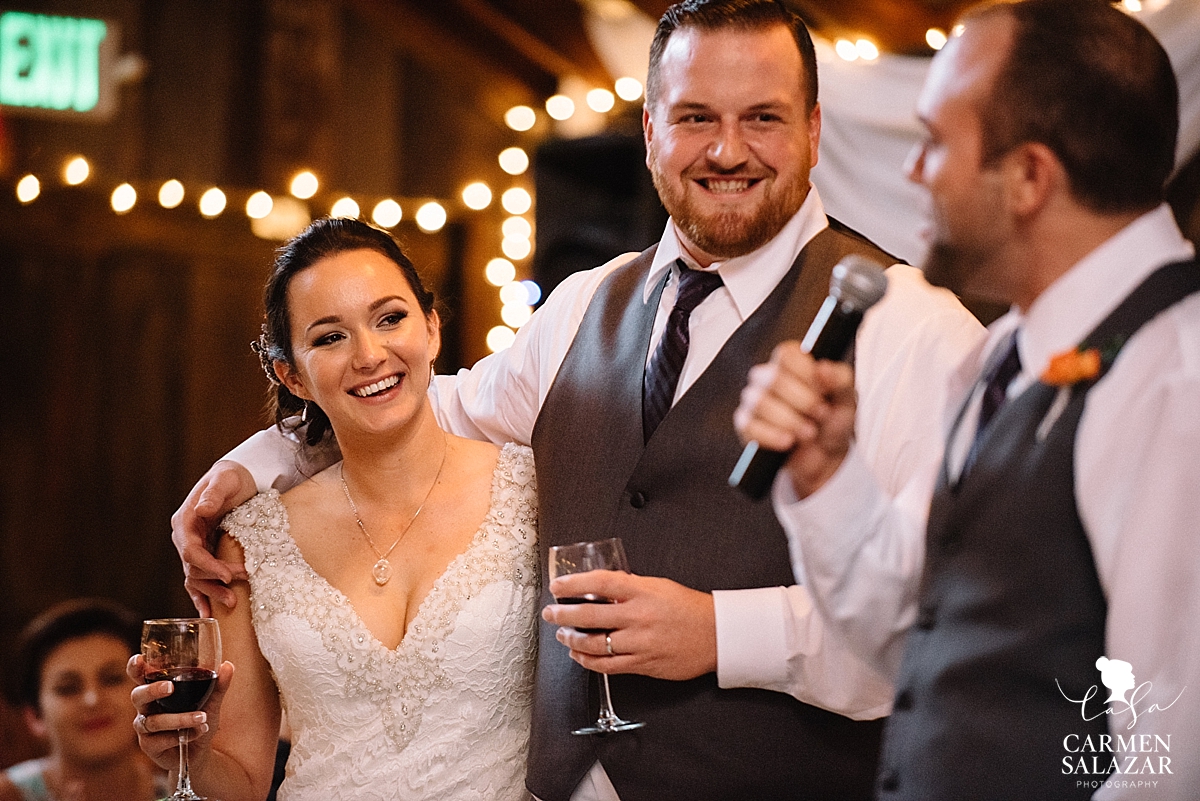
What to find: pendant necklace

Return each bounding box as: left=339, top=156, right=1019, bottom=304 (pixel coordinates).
left=340, top=433, right=448, bottom=586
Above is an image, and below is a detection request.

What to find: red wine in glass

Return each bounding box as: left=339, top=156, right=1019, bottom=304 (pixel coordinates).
left=145, top=668, right=218, bottom=714
left=141, top=618, right=221, bottom=801
left=554, top=596, right=614, bottom=635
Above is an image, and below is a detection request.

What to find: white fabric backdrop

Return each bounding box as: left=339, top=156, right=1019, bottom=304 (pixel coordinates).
left=812, top=1, right=1200, bottom=266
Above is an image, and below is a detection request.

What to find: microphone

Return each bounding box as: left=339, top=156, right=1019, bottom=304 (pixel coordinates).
left=729, top=254, right=889, bottom=500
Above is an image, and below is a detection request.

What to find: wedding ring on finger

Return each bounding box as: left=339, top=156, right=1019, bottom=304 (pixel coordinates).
left=134, top=713, right=148, bottom=735
left=606, top=632, right=615, bottom=656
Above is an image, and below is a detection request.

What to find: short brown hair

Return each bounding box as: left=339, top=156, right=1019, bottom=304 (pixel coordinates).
left=646, top=0, right=818, bottom=113
left=967, top=0, right=1177, bottom=213
left=9, top=598, right=140, bottom=713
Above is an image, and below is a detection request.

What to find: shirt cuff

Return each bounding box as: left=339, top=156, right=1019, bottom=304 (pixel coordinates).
left=713, top=586, right=792, bottom=691
left=773, top=444, right=889, bottom=570
left=222, top=424, right=306, bottom=494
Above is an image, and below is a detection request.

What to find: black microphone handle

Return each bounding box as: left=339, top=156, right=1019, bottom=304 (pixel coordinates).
left=730, top=307, right=864, bottom=500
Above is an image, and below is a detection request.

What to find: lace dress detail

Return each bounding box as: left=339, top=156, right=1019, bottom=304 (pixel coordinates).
left=221, top=443, right=539, bottom=801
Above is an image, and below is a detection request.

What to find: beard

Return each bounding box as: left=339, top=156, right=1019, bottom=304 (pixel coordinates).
left=649, top=144, right=809, bottom=260
left=921, top=239, right=982, bottom=297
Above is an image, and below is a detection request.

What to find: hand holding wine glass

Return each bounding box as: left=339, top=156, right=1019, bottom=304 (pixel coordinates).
left=548, top=538, right=645, bottom=735
left=138, top=618, right=222, bottom=801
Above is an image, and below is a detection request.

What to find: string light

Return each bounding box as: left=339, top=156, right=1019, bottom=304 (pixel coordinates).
left=502, top=216, right=532, bottom=239
left=856, top=39, right=879, bottom=61
left=545, top=95, right=575, bottom=121
left=290, top=170, right=318, bottom=199
left=246, top=191, right=274, bottom=219
left=462, top=182, right=492, bottom=210
left=199, top=187, right=227, bottom=217
left=835, top=39, right=858, bottom=61
left=486, top=325, right=517, bottom=352
left=501, top=237, right=532, bottom=260
left=505, top=105, right=536, bottom=131
left=586, top=88, right=615, bottom=113
left=159, top=180, right=184, bottom=208
left=498, top=147, right=529, bottom=176
left=501, top=303, right=533, bottom=328
left=372, top=198, right=402, bottom=228
left=16, top=174, right=40, bottom=203
left=501, top=187, right=532, bottom=215
left=111, top=183, right=137, bottom=213
left=615, top=77, right=643, bottom=101
left=330, top=197, right=360, bottom=218
left=486, top=258, right=517, bottom=286
left=520, top=280, right=542, bottom=306
left=499, top=281, right=530, bottom=306
left=926, top=28, right=948, bottom=51
left=416, top=201, right=447, bottom=232
left=16, top=138, right=547, bottom=354
left=64, top=156, right=90, bottom=185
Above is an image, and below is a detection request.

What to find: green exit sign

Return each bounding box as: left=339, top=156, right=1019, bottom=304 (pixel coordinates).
left=0, top=10, right=116, bottom=118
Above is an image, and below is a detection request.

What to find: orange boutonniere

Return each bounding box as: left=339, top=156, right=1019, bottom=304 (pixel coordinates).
left=1041, top=347, right=1102, bottom=386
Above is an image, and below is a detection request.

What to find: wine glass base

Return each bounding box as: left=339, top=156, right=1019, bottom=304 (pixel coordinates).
left=572, top=719, right=646, bottom=736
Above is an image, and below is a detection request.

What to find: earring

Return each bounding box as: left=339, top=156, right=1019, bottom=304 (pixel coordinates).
left=301, top=401, right=310, bottom=424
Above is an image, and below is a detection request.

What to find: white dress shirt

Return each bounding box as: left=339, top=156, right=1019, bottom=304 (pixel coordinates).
left=775, top=204, right=1200, bottom=801
left=227, top=185, right=983, bottom=719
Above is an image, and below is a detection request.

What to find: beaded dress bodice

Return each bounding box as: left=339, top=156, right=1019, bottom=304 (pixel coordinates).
left=221, top=443, right=539, bottom=801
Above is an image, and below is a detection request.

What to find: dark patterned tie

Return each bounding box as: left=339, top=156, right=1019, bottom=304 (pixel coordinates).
left=643, top=260, right=725, bottom=442
left=963, top=331, right=1022, bottom=473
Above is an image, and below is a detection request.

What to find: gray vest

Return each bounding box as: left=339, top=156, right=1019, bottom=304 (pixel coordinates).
left=877, top=260, right=1200, bottom=800
left=528, top=222, right=894, bottom=801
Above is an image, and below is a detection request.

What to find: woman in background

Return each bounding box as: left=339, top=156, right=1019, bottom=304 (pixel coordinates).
left=1, top=599, right=166, bottom=801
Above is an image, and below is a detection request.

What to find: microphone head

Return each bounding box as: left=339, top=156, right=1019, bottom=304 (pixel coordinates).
left=830, top=254, right=888, bottom=311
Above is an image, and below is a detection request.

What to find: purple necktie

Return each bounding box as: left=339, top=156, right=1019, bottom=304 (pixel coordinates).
left=978, top=335, right=1022, bottom=432
left=963, top=332, right=1022, bottom=474
left=643, top=260, right=725, bottom=442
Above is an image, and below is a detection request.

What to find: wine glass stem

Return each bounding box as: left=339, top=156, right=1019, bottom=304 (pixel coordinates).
left=598, top=673, right=619, bottom=724
left=177, top=730, right=193, bottom=797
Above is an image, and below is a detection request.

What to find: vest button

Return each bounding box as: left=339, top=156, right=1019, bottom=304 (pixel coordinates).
left=630, top=491, right=648, bottom=508
left=879, top=770, right=899, bottom=792
left=917, top=605, right=937, bottom=629
left=894, top=689, right=913, bottom=711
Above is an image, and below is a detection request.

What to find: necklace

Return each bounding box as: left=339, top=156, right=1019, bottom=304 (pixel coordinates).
left=339, top=433, right=448, bottom=586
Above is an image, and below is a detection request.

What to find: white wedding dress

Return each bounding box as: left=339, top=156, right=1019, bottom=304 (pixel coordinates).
left=221, top=443, right=539, bottom=801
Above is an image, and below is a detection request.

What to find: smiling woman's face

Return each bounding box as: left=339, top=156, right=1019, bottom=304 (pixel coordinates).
left=30, top=633, right=138, bottom=765
left=276, top=248, right=440, bottom=443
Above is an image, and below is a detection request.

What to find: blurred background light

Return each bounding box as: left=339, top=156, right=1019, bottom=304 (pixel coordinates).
left=111, top=183, right=137, bottom=213
left=158, top=179, right=184, bottom=208
left=372, top=199, right=402, bottom=228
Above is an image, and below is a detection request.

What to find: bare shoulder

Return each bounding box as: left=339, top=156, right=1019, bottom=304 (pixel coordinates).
left=447, top=435, right=502, bottom=480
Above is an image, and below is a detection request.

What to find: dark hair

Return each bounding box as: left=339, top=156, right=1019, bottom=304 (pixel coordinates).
left=9, top=599, right=141, bottom=713
left=967, top=0, right=1178, bottom=213
left=253, top=217, right=436, bottom=447
left=646, top=0, right=818, bottom=114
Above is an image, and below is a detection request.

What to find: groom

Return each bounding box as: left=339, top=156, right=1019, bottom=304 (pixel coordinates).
left=172, top=1, right=982, bottom=799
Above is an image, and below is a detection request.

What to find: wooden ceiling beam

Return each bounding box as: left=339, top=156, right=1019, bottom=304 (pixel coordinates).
left=345, top=0, right=558, bottom=104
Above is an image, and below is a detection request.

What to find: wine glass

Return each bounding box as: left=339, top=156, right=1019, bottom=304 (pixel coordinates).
left=141, top=618, right=222, bottom=801
left=549, top=538, right=645, bottom=735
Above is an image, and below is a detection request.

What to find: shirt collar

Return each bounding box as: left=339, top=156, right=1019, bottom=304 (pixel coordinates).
left=1017, top=203, right=1194, bottom=376
left=644, top=184, right=830, bottom=321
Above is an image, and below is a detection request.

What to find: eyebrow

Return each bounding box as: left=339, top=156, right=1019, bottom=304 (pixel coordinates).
left=304, top=295, right=406, bottom=335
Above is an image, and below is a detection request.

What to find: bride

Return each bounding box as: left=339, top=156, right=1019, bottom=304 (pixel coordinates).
left=129, top=218, right=539, bottom=800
